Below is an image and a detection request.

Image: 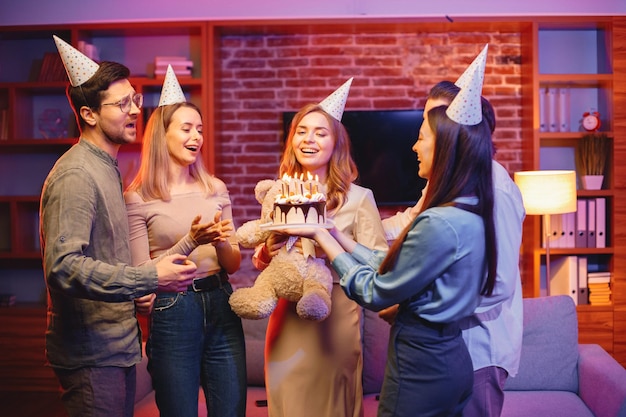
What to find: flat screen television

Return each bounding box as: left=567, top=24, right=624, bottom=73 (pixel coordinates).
left=282, top=109, right=426, bottom=206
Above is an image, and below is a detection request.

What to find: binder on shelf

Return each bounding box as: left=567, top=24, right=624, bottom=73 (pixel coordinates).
left=575, top=199, right=588, bottom=248
left=539, top=87, right=547, bottom=132
left=587, top=199, right=596, bottom=248
left=549, top=255, right=578, bottom=305
left=595, top=197, right=606, bottom=248
left=543, top=214, right=562, bottom=248
left=547, top=87, right=558, bottom=132
left=577, top=256, right=588, bottom=305
left=563, top=212, right=575, bottom=248
left=558, top=87, right=570, bottom=132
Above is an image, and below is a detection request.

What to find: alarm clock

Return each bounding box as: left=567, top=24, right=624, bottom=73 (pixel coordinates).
left=582, top=111, right=601, bottom=132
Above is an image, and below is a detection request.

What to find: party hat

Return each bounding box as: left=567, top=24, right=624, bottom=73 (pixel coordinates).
left=447, top=45, right=488, bottom=126
left=53, top=35, right=99, bottom=87
left=158, top=65, right=187, bottom=107
left=319, top=77, right=353, bottom=121
left=455, top=44, right=488, bottom=90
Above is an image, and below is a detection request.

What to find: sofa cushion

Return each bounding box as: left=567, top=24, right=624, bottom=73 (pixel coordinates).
left=361, top=308, right=390, bottom=395
left=504, top=295, right=578, bottom=392
left=502, top=391, right=594, bottom=417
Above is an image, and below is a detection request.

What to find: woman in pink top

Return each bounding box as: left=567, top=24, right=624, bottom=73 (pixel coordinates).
left=124, top=69, right=246, bottom=417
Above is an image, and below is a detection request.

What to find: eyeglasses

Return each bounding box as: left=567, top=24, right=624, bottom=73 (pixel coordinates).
left=102, top=93, right=143, bottom=113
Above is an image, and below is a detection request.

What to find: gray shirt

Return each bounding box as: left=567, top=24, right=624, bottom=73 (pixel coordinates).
left=40, top=139, right=157, bottom=369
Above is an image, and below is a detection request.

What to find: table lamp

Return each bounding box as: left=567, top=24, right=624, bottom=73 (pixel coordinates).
left=514, top=170, right=577, bottom=295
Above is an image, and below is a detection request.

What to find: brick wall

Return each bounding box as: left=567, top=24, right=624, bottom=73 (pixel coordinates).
left=214, top=30, right=524, bottom=284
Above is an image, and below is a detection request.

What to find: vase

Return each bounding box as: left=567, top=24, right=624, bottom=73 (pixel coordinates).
left=581, top=175, right=603, bottom=190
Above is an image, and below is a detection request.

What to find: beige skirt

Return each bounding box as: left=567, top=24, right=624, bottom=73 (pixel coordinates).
left=265, top=283, right=364, bottom=417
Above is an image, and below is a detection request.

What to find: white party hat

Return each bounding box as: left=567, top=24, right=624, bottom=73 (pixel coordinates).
left=455, top=44, right=488, bottom=90
left=53, top=35, right=99, bottom=87
left=319, top=77, right=353, bottom=121
left=447, top=45, right=488, bottom=126
left=158, top=65, right=187, bottom=107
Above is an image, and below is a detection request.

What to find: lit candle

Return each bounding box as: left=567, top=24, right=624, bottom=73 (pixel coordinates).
left=281, top=173, right=289, bottom=197
left=307, top=172, right=313, bottom=195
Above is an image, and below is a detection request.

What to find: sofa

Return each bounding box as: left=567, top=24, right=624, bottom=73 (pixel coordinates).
left=134, top=295, right=626, bottom=417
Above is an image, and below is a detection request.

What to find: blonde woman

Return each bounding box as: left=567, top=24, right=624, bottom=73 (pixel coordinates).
left=125, top=68, right=246, bottom=417
left=254, top=81, right=388, bottom=416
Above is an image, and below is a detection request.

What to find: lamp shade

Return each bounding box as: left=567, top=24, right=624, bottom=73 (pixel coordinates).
left=514, top=170, right=577, bottom=215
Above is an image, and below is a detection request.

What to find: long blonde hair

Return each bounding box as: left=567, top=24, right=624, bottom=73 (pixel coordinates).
left=126, top=102, right=214, bottom=201
left=280, top=104, right=357, bottom=214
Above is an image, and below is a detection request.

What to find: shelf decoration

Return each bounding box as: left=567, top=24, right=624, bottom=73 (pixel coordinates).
left=37, top=109, right=67, bottom=139
left=575, top=132, right=610, bottom=190
left=154, top=56, right=193, bottom=79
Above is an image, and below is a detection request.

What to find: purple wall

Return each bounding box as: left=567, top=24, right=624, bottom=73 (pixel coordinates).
left=1, top=0, right=625, bottom=26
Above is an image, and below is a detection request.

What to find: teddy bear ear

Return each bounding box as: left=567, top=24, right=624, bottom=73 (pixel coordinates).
left=255, top=179, right=277, bottom=204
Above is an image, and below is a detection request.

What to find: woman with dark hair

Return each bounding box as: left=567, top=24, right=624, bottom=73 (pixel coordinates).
left=283, top=64, right=496, bottom=416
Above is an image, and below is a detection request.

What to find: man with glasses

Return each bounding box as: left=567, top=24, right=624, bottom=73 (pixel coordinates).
left=39, top=36, right=198, bottom=417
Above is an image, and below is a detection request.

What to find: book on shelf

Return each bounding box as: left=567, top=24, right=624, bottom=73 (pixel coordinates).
left=0, top=108, right=8, bottom=140
left=155, top=55, right=191, bottom=63
left=155, top=62, right=193, bottom=70
left=155, top=68, right=192, bottom=76
left=154, top=56, right=194, bottom=78
left=37, top=52, right=67, bottom=82
left=77, top=40, right=100, bottom=61
left=587, top=271, right=612, bottom=306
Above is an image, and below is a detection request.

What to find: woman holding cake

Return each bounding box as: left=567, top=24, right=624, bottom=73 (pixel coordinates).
left=283, top=51, right=496, bottom=416
left=124, top=66, right=247, bottom=417
left=253, top=78, right=388, bottom=417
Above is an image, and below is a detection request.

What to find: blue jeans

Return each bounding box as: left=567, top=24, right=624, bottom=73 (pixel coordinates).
left=53, top=365, right=136, bottom=417
left=147, top=282, right=247, bottom=417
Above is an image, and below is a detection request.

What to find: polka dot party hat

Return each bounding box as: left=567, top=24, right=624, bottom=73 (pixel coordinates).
left=455, top=44, right=488, bottom=91
left=158, top=65, right=187, bottom=107
left=319, top=77, right=353, bottom=121
left=53, top=35, right=99, bottom=87
left=447, top=44, right=488, bottom=126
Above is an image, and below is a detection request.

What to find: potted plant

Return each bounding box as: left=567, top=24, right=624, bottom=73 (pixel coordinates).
left=575, top=132, right=610, bottom=190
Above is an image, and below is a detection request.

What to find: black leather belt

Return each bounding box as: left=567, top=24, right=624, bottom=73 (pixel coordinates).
left=187, top=271, right=229, bottom=292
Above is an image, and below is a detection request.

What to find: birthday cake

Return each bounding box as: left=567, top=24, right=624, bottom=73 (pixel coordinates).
left=272, top=173, right=326, bottom=226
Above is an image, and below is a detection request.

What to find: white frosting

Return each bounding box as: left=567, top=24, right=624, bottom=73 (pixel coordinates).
left=273, top=175, right=327, bottom=225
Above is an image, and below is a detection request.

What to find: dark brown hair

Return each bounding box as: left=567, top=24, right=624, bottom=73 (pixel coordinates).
left=379, top=104, right=497, bottom=296
left=66, top=61, right=131, bottom=130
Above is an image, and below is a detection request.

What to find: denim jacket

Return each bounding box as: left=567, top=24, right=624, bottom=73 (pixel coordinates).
left=334, top=196, right=485, bottom=323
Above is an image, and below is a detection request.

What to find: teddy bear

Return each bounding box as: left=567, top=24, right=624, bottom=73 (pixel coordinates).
left=229, top=179, right=333, bottom=322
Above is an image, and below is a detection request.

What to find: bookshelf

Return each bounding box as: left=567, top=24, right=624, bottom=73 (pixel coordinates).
left=0, top=22, right=209, bottom=303
left=0, top=21, right=211, bottom=391
left=519, top=18, right=623, bottom=356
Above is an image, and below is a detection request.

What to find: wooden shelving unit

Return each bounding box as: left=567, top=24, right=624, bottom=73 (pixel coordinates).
left=0, top=22, right=211, bottom=391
